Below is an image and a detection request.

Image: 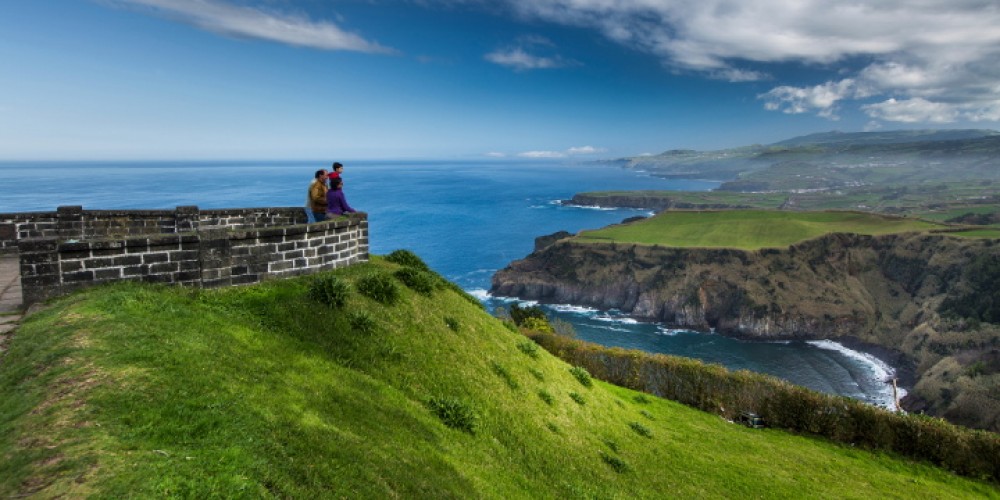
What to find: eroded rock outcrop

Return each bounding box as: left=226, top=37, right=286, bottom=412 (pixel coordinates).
left=491, top=232, right=1000, bottom=430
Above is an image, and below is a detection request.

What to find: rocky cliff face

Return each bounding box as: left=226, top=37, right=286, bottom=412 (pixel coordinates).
left=491, top=232, right=1000, bottom=430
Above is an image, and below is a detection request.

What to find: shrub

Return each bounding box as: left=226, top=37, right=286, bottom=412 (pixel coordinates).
left=570, top=366, right=593, bottom=387
left=308, top=274, right=351, bottom=308
left=444, top=316, right=460, bottom=332
left=356, top=272, right=400, bottom=305
left=538, top=390, right=554, bottom=405
left=427, top=396, right=479, bottom=434
left=510, top=303, right=547, bottom=326
left=629, top=421, right=652, bottom=438
left=491, top=361, right=520, bottom=390
left=640, top=409, right=655, bottom=421
left=348, top=310, right=379, bottom=335
left=442, top=280, right=486, bottom=310
left=603, top=439, right=619, bottom=454
left=517, top=340, right=540, bottom=358
left=569, top=392, right=586, bottom=406
left=600, top=451, right=630, bottom=473
left=520, top=317, right=554, bottom=334
left=633, top=394, right=651, bottom=405
left=385, top=249, right=431, bottom=271
left=546, top=422, right=561, bottom=434
left=528, top=368, right=545, bottom=381
left=394, top=267, right=436, bottom=296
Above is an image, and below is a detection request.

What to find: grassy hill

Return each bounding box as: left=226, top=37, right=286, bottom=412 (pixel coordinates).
left=576, top=210, right=947, bottom=249
left=1, top=256, right=996, bottom=497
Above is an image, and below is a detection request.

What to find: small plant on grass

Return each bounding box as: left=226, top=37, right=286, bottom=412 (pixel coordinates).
left=538, top=390, right=554, bottom=405
left=394, top=268, right=436, bottom=296
left=640, top=409, right=655, bottom=421
left=444, top=316, right=460, bottom=332
left=569, top=366, right=593, bottom=387
left=308, top=274, right=351, bottom=308
left=528, top=368, right=545, bottom=381
left=517, top=340, right=540, bottom=358
left=603, top=439, right=620, bottom=454
left=546, top=422, right=561, bottom=434
left=356, top=272, right=400, bottom=305
left=427, top=396, right=479, bottom=434
left=629, top=421, right=653, bottom=438
left=501, top=320, right=518, bottom=333
left=385, top=249, right=431, bottom=271
left=569, top=392, right=586, bottom=406
left=491, top=361, right=520, bottom=390
left=633, top=394, right=651, bottom=405
left=600, top=451, right=630, bottom=473
left=348, top=310, right=379, bottom=335
left=519, top=317, right=554, bottom=334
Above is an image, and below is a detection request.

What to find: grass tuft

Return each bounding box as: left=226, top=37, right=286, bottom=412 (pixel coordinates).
left=426, top=396, right=479, bottom=435
left=356, top=271, right=401, bottom=304
left=308, top=273, right=351, bottom=308
left=569, top=366, right=593, bottom=387
left=393, top=268, right=437, bottom=296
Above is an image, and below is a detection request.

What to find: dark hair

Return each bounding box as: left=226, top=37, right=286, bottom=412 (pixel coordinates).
left=332, top=162, right=343, bottom=170
left=331, top=177, right=344, bottom=189
left=315, top=170, right=327, bottom=179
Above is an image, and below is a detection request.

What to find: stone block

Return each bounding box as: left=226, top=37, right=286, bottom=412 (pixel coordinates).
left=113, top=255, right=142, bottom=266
left=63, top=270, right=95, bottom=283
left=143, top=253, right=169, bottom=264
left=95, top=268, right=123, bottom=280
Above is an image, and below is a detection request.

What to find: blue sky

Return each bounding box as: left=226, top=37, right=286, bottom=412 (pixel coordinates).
left=2, top=0, right=999, bottom=160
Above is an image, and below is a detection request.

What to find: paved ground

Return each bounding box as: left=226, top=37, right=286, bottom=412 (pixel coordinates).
left=0, top=254, right=23, bottom=352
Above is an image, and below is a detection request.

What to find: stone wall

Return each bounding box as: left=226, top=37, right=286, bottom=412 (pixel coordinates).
left=2, top=206, right=368, bottom=305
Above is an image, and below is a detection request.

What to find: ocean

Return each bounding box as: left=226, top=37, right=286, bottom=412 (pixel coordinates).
left=0, top=159, right=901, bottom=408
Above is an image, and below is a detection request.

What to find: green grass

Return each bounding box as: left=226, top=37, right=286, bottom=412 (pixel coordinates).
left=577, top=210, right=945, bottom=249
left=0, top=258, right=996, bottom=497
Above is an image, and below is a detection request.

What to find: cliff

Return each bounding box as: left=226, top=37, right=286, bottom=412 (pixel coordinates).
left=492, top=232, right=1000, bottom=431
left=564, top=193, right=748, bottom=211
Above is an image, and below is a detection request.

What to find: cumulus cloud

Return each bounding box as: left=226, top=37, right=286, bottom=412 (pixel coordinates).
left=116, top=0, right=395, bottom=54
left=498, top=0, right=1000, bottom=124
left=566, top=145, right=606, bottom=155
left=484, top=151, right=507, bottom=158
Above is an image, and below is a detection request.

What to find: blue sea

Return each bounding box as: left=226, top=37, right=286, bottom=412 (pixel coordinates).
left=0, top=160, right=901, bottom=408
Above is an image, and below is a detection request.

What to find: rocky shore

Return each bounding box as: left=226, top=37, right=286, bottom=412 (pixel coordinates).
left=492, top=230, right=1000, bottom=431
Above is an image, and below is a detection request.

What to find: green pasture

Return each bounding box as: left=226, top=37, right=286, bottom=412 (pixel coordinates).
left=576, top=210, right=945, bottom=249
left=0, top=256, right=995, bottom=497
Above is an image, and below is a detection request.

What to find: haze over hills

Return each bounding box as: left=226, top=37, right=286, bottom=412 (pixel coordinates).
left=618, top=129, right=1000, bottom=191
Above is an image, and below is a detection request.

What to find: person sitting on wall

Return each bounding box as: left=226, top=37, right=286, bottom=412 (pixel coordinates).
left=326, top=177, right=357, bottom=217
left=308, top=169, right=329, bottom=222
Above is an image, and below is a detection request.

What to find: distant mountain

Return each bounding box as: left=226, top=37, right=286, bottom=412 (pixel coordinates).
left=771, top=129, right=1000, bottom=148
left=620, top=129, right=1000, bottom=189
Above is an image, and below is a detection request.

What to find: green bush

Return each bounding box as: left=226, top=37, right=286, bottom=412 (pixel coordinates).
left=308, top=274, right=351, bottom=308
left=491, top=361, right=520, bottom=390
left=394, top=268, right=437, bottom=296
left=510, top=303, right=547, bottom=326
left=520, top=317, right=554, bottom=334
left=517, top=340, right=540, bottom=358
left=348, top=310, right=379, bottom=335
left=600, top=451, right=630, bottom=473
left=569, top=366, right=593, bottom=387
left=629, top=422, right=652, bottom=438
left=444, top=316, right=460, bottom=332
left=356, top=272, right=400, bottom=305
left=528, top=368, right=545, bottom=381
left=538, top=390, right=554, bottom=405
left=427, top=396, right=479, bottom=434
left=569, top=392, right=586, bottom=406
left=385, top=249, right=431, bottom=271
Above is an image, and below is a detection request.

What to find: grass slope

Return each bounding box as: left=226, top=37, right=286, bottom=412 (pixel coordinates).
left=1, top=258, right=996, bottom=497
left=577, top=210, right=944, bottom=249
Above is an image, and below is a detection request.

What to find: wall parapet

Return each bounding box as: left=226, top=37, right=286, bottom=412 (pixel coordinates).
left=3, top=206, right=369, bottom=306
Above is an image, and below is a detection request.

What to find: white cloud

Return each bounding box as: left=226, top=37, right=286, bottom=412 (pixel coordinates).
left=484, top=151, right=507, bottom=157
left=485, top=35, right=577, bottom=71
left=485, top=48, right=562, bottom=70
left=518, top=150, right=567, bottom=158
left=499, top=0, right=1000, bottom=124
left=117, top=0, right=395, bottom=54
left=517, top=145, right=607, bottom=157
left=566, top=145, right=606, bottom=155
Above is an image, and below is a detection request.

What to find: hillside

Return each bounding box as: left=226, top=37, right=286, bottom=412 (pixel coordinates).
left=492, top=215, right=1000, bottom=432
left=617, top=129, right=1000, bottom=192
left=1, top=256, right=995, bottom=497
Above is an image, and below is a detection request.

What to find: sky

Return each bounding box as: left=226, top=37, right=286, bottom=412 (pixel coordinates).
left=1, top=0, right=999, bottom=160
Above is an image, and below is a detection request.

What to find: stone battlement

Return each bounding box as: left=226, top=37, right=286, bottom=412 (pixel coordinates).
left=1, top=206, right=369, bottom=306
